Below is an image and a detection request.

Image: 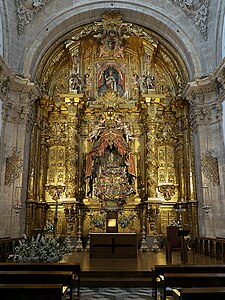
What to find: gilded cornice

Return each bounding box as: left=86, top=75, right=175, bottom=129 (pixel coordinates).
left=169, top=0, right=209, bottom=39
left=16, top=0, right=54, bottom=35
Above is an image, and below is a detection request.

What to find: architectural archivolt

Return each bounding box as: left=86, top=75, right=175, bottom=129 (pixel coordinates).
left=19, top=3, right=205, bottom=80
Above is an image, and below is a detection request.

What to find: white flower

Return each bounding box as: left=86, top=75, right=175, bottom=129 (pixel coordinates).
left=9, top=234, right=73, bottom=263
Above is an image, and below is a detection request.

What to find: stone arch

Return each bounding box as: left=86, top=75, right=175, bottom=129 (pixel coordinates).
left=16, top=2, right=205, bottom=82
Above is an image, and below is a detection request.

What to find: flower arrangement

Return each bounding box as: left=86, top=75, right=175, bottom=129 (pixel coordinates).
left=43, top=220, right=54, bottom=233
left=8, top=234, right=73, bottom=263
left=91, top=213, right=105, bottom=229
left=118, top=212, right=135, bottom=229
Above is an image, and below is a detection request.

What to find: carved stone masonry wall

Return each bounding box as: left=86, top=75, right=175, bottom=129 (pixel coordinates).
left=0, top=57, right=40, bottom=237
left=185, top=58, right=225, bottom=237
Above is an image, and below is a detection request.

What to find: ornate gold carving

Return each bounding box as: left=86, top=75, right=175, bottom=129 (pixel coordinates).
left=145, top=120, right=158, bottom=198
left=30, top=10, right=196, bottom=240
left=5, top=148, right=23, bottom=186
left=158, top=145, right=176, bottom=184
left=47, top=146, right=65, bottom=185
left=36, top=10, right=188, bottom=104
left=63, top=203, right=76, bottom=233
left=85, top=91, right=136, bottom=210
left=158, top=184, right=176, bottom=200
left=201, top=150, right=220, bottom=186
left=45, top=184, right=65, bottom=200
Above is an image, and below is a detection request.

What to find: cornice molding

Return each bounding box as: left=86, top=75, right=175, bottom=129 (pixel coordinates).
left=184, top=57, right=225, bottom=98
left=184, top=58, right=225, bottom=131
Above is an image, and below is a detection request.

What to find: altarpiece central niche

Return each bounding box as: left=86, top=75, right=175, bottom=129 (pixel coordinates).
left=85, top=105, right=136, bottom=210
left=28, top=11, right=197, bottom=248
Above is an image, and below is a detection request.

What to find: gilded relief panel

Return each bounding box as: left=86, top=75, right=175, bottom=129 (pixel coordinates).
left=158, top=146, right=175, bottom=184
left=47, top=146, right=65, bottom=186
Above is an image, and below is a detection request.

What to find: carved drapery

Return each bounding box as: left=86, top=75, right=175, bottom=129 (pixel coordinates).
left=83, top=91, right=136, bottom=210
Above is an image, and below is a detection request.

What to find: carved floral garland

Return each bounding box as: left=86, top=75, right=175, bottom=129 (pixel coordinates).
left=16, top=0, right=53, bottom=34
left=169, top=0, right=209, bottom=38
left=201, top=150, right=220, bottom=186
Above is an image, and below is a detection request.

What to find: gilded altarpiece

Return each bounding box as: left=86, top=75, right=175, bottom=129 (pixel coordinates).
left=27, top=11, right=198, bottom=246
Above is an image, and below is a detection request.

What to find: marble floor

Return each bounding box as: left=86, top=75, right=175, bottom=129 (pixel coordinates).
left=79, top=287, right=153, bottom=299
left=63, top=248, right=219, bottom=299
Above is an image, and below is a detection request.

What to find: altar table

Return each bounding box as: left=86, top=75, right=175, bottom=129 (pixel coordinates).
left=90, top=233, right=137, bottom=258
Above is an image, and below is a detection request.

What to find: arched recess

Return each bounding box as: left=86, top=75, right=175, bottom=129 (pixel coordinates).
left=19, top=3, right=202, bottom=81
left=26, top=10, right=198, bottom=242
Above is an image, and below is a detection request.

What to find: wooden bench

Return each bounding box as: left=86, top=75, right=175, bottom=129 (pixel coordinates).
left=0, top=237, right=20, bottom=262
left=0, top=271, right=73, bottom=299
left=173, top=287, right=225, bottom=300
left=195, top=236, right=225, bottom=261
left=216, top=237, right=225, bottom=261
left=0, top=263, right=81, bottom=299
left=0, top=283, right=65, bottom=300
left=152, top=264, right=225, bottom=300
left=161, top=273, right=225, bottom=300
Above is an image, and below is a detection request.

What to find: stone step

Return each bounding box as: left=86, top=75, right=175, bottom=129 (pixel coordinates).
left=80, top=276, right=152, bottom=288
left=81, top=270, right=152, bottom=278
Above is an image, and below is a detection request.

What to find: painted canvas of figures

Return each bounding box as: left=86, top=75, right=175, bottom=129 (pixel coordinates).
left=98, top=66, right=125, bottom=97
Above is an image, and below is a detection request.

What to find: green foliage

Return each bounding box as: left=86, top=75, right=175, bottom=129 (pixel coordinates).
left=8, top=234, right=73, bottom=263
left=43, top=220, right=54, bottom=233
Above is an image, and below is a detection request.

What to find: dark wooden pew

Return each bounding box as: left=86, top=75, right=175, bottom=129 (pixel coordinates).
left=173, top=287, right=225, bottom=300
left=161, top=273, right=225, bottom=300
left=0, top=271, right=73, bottom=299
left=0, top=283, right=65, bottom=300
left=0, top=237, right=20, bottom=262
left=0, top=263, right=81, bottom=299
left=153, top=264, right=225, bottom=300
left=195, top=236, right=225, bottom=261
